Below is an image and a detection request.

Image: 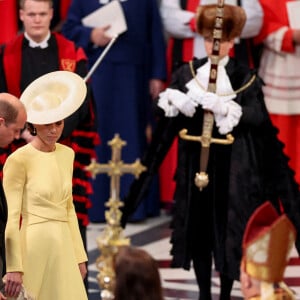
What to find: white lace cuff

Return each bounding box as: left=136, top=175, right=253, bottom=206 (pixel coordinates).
left=214, top=101, right=242, bottom=134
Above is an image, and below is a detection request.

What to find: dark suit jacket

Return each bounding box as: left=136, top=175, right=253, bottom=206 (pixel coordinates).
left=0, top=181, right=7, bottom=290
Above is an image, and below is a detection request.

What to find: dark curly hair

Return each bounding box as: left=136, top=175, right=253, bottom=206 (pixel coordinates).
left=26, top=123, right=37, bottom=136
left=114, top=246, right=164, bottom=300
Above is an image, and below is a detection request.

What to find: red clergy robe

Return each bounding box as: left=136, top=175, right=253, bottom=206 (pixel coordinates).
left=3, top=33, right=86, bottom=96
left=254, top=0, right=300, bottom=185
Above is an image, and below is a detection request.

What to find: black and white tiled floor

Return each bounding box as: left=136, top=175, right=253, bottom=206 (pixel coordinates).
left=87, top=212, right=300, bottom=300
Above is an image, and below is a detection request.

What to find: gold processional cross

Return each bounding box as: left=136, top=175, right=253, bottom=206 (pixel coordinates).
left=85, top=134, right=146, bottom=300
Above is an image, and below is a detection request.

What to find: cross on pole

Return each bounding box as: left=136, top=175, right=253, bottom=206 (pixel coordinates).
left=86, top=133, right=146, bottom=204
left=85, top=133, right=146, bottom=300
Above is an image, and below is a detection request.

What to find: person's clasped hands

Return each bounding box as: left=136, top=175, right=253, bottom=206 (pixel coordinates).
left=200, top=92, right=229, bottom=115
left=158, top=87, right=242, bottom=135
left=198, top=92, right=242, bottom=134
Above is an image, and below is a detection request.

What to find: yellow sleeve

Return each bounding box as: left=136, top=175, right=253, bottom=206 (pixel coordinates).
left=3, top=154, right=25, bottom=272
left=67, top=199, right=88, bottom=263
left=66, top=149, right=88, bottom=264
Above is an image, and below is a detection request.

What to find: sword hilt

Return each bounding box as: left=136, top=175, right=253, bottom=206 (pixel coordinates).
left=179, top=128, right=234, bottom=190
left=179, top=129, right=234, bottom=146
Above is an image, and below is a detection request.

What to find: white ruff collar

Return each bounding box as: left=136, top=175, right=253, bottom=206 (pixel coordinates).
left=25, top=31, right=50, bottom=49
left=186, top=56, right=236, bottom=102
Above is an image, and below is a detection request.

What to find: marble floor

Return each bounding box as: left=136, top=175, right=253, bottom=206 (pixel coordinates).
left=86, top=212, right=300, bottom=300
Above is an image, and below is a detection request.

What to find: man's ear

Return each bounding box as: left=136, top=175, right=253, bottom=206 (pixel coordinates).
left=19, top=9, right=25, bottom=22
left=0, top=117, right=5, bottom=126
left=49, top=7, right=54, bottom=20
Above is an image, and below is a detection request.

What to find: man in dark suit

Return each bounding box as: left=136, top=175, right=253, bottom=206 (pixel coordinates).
left=0, top=92, right=27, bottom=299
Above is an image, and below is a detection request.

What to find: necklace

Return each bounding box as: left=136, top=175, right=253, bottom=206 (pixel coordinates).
left=189, top=61, right=256, bottom=97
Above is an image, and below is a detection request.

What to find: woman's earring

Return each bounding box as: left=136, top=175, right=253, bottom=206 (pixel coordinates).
left=32, top=127, right=37, bottom=136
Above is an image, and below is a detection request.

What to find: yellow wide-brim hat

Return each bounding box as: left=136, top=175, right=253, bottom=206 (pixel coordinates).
left=20, top=71, right=87, bottom=125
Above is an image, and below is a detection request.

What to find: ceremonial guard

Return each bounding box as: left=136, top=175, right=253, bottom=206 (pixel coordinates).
left=158, top=0, right=263, bottom=206
left=122, top=3, right=300, bottom=300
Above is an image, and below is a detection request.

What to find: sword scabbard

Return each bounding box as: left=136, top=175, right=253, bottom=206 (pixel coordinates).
left=179, top=0, right=229, bottom=190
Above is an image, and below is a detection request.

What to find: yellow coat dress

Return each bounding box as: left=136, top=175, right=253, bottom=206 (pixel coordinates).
left=3, top=143, right=88, bottom=300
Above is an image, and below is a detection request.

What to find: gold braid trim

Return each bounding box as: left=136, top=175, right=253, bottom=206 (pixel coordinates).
left=189, top=60, right=256, bottom=97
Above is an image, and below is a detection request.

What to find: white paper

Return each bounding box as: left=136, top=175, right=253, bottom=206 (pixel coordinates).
left=82, top=0, right=127, bottom=37
left=287, top=1, right=300, bottom=29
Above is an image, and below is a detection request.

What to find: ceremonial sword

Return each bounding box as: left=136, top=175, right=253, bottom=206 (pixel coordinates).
left=179, top=0, right=234, bottom=191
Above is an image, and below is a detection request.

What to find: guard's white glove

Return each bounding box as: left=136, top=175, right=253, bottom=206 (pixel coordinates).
left=200, top=92, right=229, bottom=116
left=158, top=88, right=197, bottom=117
left=186, top=84, right=206, bottom=105
left=215, top=101, right=242, bottom=134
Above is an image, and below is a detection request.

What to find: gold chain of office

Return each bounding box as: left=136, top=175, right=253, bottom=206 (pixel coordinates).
left=189, top=60, right=256, bottom=97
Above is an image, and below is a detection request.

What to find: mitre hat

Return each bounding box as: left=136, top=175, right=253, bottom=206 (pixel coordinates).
left=20, top=71, right=87, bottom=124
left=196, top=4, right=246, bottom=41
left=241, top=201, right=296, bottom=283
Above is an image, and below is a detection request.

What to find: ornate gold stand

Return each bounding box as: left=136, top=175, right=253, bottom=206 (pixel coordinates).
left=85, top=134, right=146, bottom=299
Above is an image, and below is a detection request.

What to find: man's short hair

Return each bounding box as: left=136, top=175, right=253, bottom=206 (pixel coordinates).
left=0, top=98, right=19, bottom=125
left=19, top=0, right=53, bottom=9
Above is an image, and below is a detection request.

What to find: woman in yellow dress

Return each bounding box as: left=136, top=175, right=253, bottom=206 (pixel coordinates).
left=3, top=71, right=88, bottom=299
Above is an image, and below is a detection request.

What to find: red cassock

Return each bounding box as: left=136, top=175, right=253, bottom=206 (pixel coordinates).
left=0, top=0, right=18, bottom=44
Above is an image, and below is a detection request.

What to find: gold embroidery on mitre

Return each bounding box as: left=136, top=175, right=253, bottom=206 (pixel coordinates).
left=249, top=289, right=295, bottom=300
left=244, top=218, right=296, bottom=283
left=61, top=59, right=76, bottom=72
